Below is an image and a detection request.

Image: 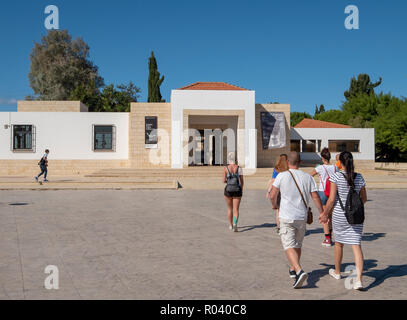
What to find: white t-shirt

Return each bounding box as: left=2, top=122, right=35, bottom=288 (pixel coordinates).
left=315, top=164, right=337, bottom=192
left=273, top=169, right=317, bottom=221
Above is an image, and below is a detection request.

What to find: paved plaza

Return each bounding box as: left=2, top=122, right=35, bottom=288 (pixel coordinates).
left=0, top=189, right=406, bottom=300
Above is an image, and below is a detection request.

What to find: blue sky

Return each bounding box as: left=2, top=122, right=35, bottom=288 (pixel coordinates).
left=0, top=0, right=406, bottom=113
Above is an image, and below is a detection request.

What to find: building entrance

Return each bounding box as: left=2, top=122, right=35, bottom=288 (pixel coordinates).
left=188, top=115, right=238, bottom=167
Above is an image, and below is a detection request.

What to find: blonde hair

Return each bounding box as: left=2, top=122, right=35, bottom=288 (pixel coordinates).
left=227, top=152, right=236, bottom=165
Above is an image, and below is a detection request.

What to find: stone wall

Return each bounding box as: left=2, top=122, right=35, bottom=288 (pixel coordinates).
left=256, top=104, right=291, bottom=168
left=129, top=103, right=172, bottom=168
left=17, top=101, right=89, bottom=112
left=0, top=160, right=130, bottom=176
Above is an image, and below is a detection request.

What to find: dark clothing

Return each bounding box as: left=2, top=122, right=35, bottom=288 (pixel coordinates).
left=38, top=165, right=47, bottom=179
left=224, top=188, right=243, bottom=198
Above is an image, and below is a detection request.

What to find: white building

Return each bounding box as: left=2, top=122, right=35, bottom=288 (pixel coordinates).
left=0, top=84, right=376, bottom=175
left=290, top=118, right=375, bottom=165
left=0, top=82, right=292, bottom=175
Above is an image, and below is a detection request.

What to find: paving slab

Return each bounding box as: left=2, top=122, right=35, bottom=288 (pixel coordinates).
left=0, top=189, right=406, bottom=300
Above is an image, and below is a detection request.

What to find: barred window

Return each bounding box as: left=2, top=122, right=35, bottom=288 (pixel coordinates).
left=93, top=125, right=116, bottom=151
left=12, top=125, right=36, bottom=152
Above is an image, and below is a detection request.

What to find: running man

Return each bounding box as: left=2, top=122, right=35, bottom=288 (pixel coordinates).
left=35, top=149, right=50, bottom=182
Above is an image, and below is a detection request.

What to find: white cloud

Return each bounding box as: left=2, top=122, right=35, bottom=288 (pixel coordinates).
left=0, top=98, right=18, bottom=105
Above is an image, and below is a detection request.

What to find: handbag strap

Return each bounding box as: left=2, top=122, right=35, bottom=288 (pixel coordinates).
left=288, top=170, right=308, bottom=210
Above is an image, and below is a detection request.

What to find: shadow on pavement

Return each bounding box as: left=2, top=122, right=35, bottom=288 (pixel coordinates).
left=362, top=232, right=386, bottom=242
left=364, top=264, right=407, bottom=291
left=303, top=260, right=379, bottom=289
left=238, top=223, right=277, bottom=233
left=305, top=228, right=324, bottom=236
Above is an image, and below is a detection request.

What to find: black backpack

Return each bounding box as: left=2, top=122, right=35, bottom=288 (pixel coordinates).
left=337, top=173, right=365, bottom=225
left=38, top=157, right=46, bottom=166
left=225, top=166, right=242, bottom=193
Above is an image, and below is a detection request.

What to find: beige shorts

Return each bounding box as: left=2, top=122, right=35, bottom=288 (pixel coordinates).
left=280, top=218, right=307, bottom=250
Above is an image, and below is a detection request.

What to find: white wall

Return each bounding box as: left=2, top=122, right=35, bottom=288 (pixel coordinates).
left=290, top=128, right=375, bottom=160
left=0, top=112, right=129, bottom=160
left=170, top=90, right=257, bottom=168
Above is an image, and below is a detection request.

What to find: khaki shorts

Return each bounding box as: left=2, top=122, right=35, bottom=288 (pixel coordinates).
left=280, top=218, right=307, bottom=250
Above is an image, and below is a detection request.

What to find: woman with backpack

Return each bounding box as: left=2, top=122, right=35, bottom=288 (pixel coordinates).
left=266, top=154, right=288, bottom=234
left=223, top=152, right=244, bottom=232
left=324, top=151, right=367, bottom=290
left=311, top=148, right=337, bottom=247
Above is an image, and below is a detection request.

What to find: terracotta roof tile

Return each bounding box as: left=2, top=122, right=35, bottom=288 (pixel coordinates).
left=295, top=118, right=351, bottom=129
left=178, top=82, right=249, bottom=91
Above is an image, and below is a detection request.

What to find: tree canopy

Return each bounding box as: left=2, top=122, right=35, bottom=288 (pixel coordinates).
left=344, top=74, right=382, bottom=100
left=290, top=112, right=312, bottom=127
left=28, top=30, right=141, bottom=112
left=69, top=82, right=140, bottom=112
left=291, top=74, right=407, bottom=161
left=28, top=30, right=104, bottom=100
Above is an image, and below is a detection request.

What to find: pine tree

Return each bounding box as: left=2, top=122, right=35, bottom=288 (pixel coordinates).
left=148, top=52, right=165, bottom=102
left=344, top=74, right=382, bottom=100
left=319, top=104, right=325, bottom=114
left=315, top=105, right=320, bottom=116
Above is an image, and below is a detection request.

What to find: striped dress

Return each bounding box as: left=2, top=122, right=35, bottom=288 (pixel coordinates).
left=329, top=172, right=366, bottom=245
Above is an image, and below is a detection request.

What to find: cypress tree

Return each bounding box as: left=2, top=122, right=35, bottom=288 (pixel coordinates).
left=148, top=51, right=165, bottom=102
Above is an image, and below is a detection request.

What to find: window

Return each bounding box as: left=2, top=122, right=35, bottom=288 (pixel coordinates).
left=290, top=140, right=301, bottom=152
left=13, top=125, right=35, bottom=151
left=328, top=140, right=360, bottom=153
left=93, top=125, right=116, bottom=151
left=302, top=140, right=317, bottom=152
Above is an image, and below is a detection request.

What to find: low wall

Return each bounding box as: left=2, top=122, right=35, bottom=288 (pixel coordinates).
left=376, top=162, right=407, bottom=170
left=0, top=160, right=131, bottom=176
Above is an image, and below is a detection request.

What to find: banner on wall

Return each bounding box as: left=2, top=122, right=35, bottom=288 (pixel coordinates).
left=260, top=112, right=286, bottom=150
left=145, top=116, right=158, bottom=148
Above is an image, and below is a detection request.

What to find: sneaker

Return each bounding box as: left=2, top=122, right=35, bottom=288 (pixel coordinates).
left=353, top=280, right=363, bottom=291
left=322, top=238, right=333, bottom=247
left=233, top=224, right=238, bottom=232
left=43, top=179, right=49, bottom=182
left=276, top=228, right=280, bottom=235
left=229, top=225, right=233, bottom=231
left=293, top=270, right=308, bottom=289
left=35, top=176, right=38, bottom=182
left=289, top=269, right=297, bottom=279
left=329, top=269, right=341, bottom=280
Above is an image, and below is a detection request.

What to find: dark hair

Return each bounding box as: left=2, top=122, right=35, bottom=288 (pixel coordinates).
left=45, top=149, right=50, bottom=153
left=339, top=151, right=355, bottom=187
left=320, top=148, right=331, bottom=162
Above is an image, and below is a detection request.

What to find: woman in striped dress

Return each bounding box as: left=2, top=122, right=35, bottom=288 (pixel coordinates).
left=324, top=151, right=367, bottom=290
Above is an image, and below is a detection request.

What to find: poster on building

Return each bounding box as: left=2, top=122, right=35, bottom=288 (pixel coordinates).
left=260, top=112, right=286, bottom=150
left=145, top=116, right=158, bottom=148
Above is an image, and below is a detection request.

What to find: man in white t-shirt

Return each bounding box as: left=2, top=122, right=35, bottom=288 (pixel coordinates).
left=270, top=151, right=327, bottom=289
